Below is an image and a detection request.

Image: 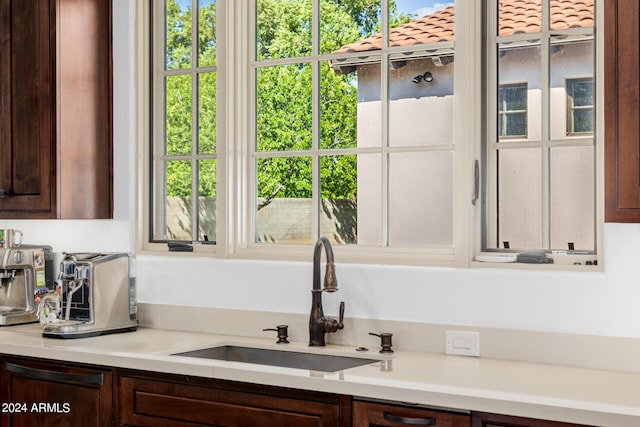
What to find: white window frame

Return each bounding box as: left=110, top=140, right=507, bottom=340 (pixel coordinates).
left=136, top=0, right=604, bottom=270
left=480, top=0, right=601, bottom=264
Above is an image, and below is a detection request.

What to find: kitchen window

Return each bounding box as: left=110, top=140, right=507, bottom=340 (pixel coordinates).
left=150, top=0, right=217, bottom=244
left=252, top=0, right=455, bottom=250
left=483, top=0, right=597, bottom=255
left=141, top=0, right=602, bottom=267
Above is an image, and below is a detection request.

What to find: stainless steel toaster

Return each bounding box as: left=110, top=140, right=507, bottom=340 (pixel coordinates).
left=42, top=252, right=137, bottom=338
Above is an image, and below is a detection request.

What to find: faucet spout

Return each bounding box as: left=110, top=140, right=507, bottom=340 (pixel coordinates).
left=309, top=237, right=344, bottom=346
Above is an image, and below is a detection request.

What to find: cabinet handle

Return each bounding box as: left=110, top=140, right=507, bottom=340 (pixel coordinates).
left=0, top=189, right=8, bottom=198
left=383, top=411, right=436, bottom=425
left=6, top=361, right=104, bottom=386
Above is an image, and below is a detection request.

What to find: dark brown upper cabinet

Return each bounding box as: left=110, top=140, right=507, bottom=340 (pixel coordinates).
left=0, top=0, right=56, bottom=217
left=0, top=0, right=112, bottom=219
left=605, top=0, right=640, bottom=222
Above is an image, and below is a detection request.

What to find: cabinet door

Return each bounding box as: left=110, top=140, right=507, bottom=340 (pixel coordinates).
left=471, top=411, right=587, bottom=427
left=119, top=372, right=351, bottom=427
left=0, top=0, right=56, bottom=217
left=0, top=0, right=112, bottom=219
left=605, top=0, right=640, bottom=222
left=353, top=400, right=470, bottom=427
left=0, top=357, right=113, bottom=427
left=56, top=0, right=113, bottom=219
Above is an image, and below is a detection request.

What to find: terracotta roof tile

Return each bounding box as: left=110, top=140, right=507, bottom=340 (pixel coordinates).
left=334, top=0, right=594, bottom=54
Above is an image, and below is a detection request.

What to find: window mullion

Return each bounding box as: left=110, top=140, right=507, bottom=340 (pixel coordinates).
left=380, top=0, right=389, bottom=247
left=312, top=63, right=320, bottom=243
left=454, top=0, right=482, bottom=265
left=311, top=0, right=319, bottom=242
left=486, top=0, right=500, bottom=250
left=190, top=0, right=199, bottom=241
left=541, top=0, right=551, bottom=250
left=154, top=2, right=169, bottom=240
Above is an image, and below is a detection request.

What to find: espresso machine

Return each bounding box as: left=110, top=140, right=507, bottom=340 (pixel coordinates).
left=41, top=252, right=137, bottom=338
left=0, top=245, right=54, bottom=325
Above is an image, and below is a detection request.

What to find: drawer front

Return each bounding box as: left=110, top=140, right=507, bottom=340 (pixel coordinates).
left=353, top=401, right=471, bottom=427
left=1, top=357, right=112, bottom=427
left=119, top=376, right=346, bottom=427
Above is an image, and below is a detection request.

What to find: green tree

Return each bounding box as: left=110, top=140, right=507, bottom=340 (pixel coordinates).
left=164, top=0, right=412, bottom=202
left=256, top=0, right=365, bottom=202
left=165, top=0, right=217, bottom=198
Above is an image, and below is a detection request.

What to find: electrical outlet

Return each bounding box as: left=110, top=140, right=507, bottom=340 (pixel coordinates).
left=445, top=330, right=480, bottom=357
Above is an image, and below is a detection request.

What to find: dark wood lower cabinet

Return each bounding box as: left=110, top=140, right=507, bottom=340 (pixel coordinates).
left=471, top=411, right=587, bottom=427
left=118, top=370, right=352, bottom=427
left=0, top=355, right=594, bottom=427
left=353, top=400, right=471, bottom=426
left=0, top=356, right=113, bottom=427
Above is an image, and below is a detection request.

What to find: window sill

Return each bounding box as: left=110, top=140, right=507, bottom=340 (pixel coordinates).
left=471, top=253, right=602, bottom=272
left=136, top=243, right=601, bottom=272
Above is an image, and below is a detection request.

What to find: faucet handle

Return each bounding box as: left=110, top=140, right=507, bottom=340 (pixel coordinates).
left=263, top=325, right=290, bottom=344
left=337, top=301, right=345, bottom=330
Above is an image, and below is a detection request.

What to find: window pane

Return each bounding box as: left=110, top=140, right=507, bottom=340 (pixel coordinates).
left=348, top=57, right=382, bottom=148
left=571, top=80, right=593, bottom=106
left=198, top=72, right=216, bottom=153
left=198, top=0, right=216, bottom=67
left=549, top=0, right=594, bottom=30
left=256, top=64, right=312, bottom=152
left=256, top=157, right=312, bottom=243
left=498, top=84, right=527, bottom=138
left=356, top=154, right=382, bottom=245
left=320, top=155, right=357, bottom=245
left=320, top=62, right=358, bottom=150
left=497, top=148, right=543, bottom=249
left=165, top=74, right=192, bottom=155
left=165, top=160, right=193, bottom=240
left=166, top=0, right=192, bottom=70
left=498, top=44, right=541, bottom=141
left=320, top=0, right=380, bottom=55
left=499, top=0, right=541, bottom=36
left=391, top=2, right=454, bottom=46
left=256, top=0, right=311, bottom=61
left=572, top=108, right=593, bottom=134
left=550, top=38, right=594, bottom=138
left=198, top=159, right=216, bottom=242
left=388, top=151, right=453, bottom=246
left=499, top=84, right=527, bottom=110
left=550, top=146, right=594, bottom=251
left=389, top=56, right=454, bottom=147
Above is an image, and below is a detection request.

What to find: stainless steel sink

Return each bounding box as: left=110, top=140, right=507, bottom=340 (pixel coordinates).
left=172, top=345, right=378, bottom=372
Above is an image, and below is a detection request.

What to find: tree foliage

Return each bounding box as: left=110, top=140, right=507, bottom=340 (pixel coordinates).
left=165, top=0, right=217, bottom=198
left=164, top=0, right=409, bottom=202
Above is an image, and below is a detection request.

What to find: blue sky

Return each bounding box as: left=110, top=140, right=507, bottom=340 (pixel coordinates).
left=174, top=0, right=453, bottom=19
left=173, top=1, right=453, bottom=17
left=395, top=0, right=454, bottom=17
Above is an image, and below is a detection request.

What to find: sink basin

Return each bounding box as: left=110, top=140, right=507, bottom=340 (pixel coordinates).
left=172, top=345, right=379, bottom=372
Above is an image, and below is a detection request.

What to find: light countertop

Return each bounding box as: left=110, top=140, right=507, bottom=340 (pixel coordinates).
left=1, top=324, right=639, bottom=425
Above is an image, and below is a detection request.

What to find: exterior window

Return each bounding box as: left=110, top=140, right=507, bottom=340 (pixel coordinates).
left=253, top=0, right=455, bottom=248
left=566, top=78, right=594, bottom=135
left=151, top=0, right=217, bottom=243
left=144, top=1, right=601, bottom=266
left=498, top=83, right=527, bottom=138
left=485, top=0, right=596, bottom=252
